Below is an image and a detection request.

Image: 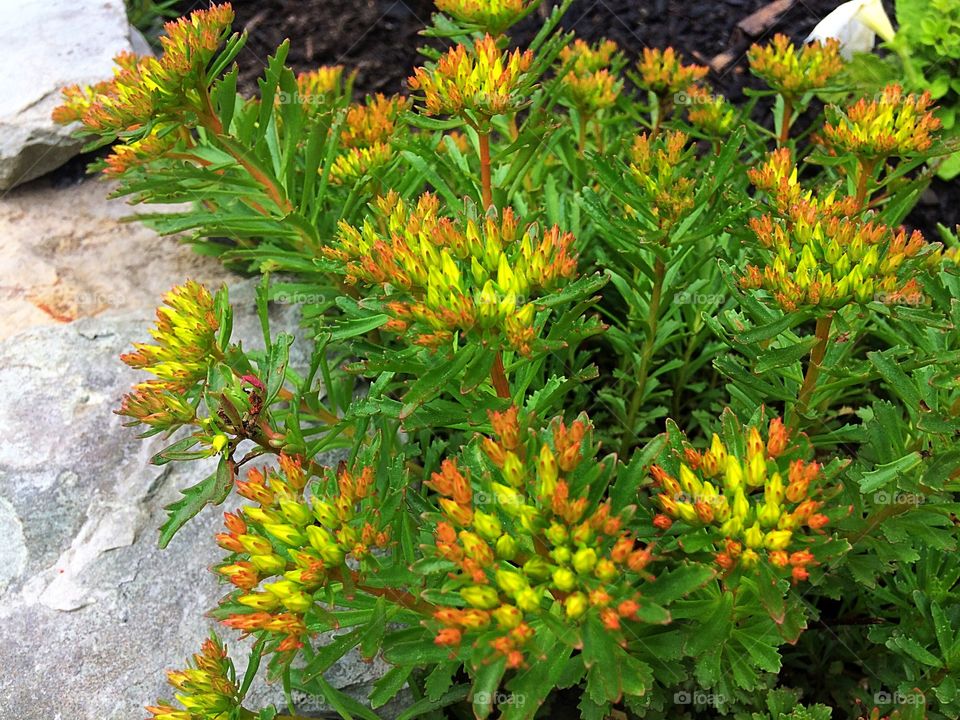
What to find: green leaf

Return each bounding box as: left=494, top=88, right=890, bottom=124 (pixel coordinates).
left=582, top=615, right=621, bottom=704
left=889, top=634, right=944, bottom=667
left=868, top=349, right=923, bottom=410
left=644, top=564, right=715, bottom=604
left=738, top=310, right=810, bottom=344
left=158, top=457, right=233, bottom=548
left=310, top=673, right=384, bottom=720
left=471, top=655, right=507, bottom=719
left=330, top=314, right=390, bottom=341
left=369, top=665, right=412, bottom=709
left=858, top=453, right=923, bottom=493
left=150, top=436, right=202, bottom=465
left=263, top=332, right=294, bottom=405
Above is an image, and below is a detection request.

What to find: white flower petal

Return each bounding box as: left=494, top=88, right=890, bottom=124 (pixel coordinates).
left=805, top=0, right=896, bottom=58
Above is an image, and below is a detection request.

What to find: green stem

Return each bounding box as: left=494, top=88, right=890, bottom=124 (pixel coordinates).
left=577, top=112, right=589, bottom=157
left=621, top=257, right=666, bottom=456
left=787, top=313, right=834, bottom=430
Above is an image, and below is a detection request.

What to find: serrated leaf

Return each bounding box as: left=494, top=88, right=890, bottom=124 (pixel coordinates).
left=158, top=457, right=233, bottom=548
left=369, top=665, right=412, bottom=709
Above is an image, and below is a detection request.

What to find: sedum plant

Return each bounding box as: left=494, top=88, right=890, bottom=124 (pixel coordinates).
left=55, top=3, right=960, bottom=719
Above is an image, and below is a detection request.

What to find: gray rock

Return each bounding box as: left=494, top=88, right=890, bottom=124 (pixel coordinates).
left=0, top=0, right=148, bottom=189
left=0, top=288, right=392, bottom=719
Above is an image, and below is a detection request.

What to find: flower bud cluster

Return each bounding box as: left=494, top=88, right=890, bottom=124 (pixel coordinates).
left=53, top=4, right=234, bottom=133
left=747, top=34, right=844, bottom=96
left=650, top=416, right=828, bottom=583
left=408, top=34, right=534, bottom=118
left=740, top=197, right=936, bottom=311
left=296, top=65, right=346, bottom=104
left=821, top=85, right=942, bottom=160
left=329, top=193, right=578, bottom=354
left=634, top=47, right=708, bottom=98
left=146, top=634, right=240, bottom=720
left=684, top=85, right=737, bottom=137
left=434, top=0, right=538, bottom=35
left=331, top=94, right=410, bottom=183
left=218, top=455, right=389, bottom=652
left=118, top=281, right=220, bottom=432
left=628, top=130, right=696, bottom=232
left=428, top=408, right=657, bottom=668
left=558, top=39, right=623, bottom=114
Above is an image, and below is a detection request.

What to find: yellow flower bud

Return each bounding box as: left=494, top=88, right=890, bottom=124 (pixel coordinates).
left=764, top=529, right=793, bottom=551
left=572, top=547, right=598, bottom=575
left=758, top=502, right=782, bottom=528
left=249, top=553, right=287, bottom=574
left=495, top=568, right=529, bottom=597
left=720, top=517, right=743, bottom=538
left=565, top=591, right=589, bottom=620
left=724, top=456, right=743, bottom=492
left=516, top=587, right=542, bottom=612
left=765, top=471, right=785, bottom=506
left=744, top=522, right=764, bottom=549
left=313, top=500, right=340, bottom=528
left=595, top=558, right=617, bottom=582
left=280, top=499, right=313, bottom=527
left=238, top=592, right=280, bottom=611
left=263, top=579, right=299, bottom=599
left=282, top=592, right=313, bottom=613
left=747, top=452, right=767, bottom=487
left=731, top=488, right=749, bottom=522
left=264, top=523, right=307, bottom=548
left=238, top=534, right=273, bottom=556
left=461, top=585, right=500, bottom=610
left=551, top=546, right=572, bottom=565
left=523, top=556, right=552, bottom=582
left=536, top=444, right=559, bottom=499
left=710, top=434, right=727, bottom=465
left=496, top=535, right=519, bottom=560
left=473, top=510, right=502, bottom=540
left=545, top=522, right=568, bottom=545
left=211, top=434, right=229, bottom=453
left=676, top=502, right=698, bottom=523
left=492, top=483, right=524, bottom=517
left=740, top=548, right=760, bottom=568
left=502, top=452, right=525, bottom=487
left=493, top=604, right=523, bottom=629
left=679, top=464, right=702, bottom=496
left=552, top=567, right=578, bottom=592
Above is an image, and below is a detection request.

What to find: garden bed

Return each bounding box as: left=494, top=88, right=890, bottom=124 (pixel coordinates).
left=215, top=0, right=957, bottom=240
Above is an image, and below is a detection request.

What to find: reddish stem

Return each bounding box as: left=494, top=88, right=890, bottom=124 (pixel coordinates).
left=788, top=313, right=834, bottom=430
left=491, top=351, right=511, bottom=399
left=479, top=129, right=493, bottom=209
left=778, top=95, right=794, bottom=147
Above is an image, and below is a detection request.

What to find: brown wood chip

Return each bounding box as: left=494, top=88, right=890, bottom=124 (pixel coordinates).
left=737, top=0, right=797, bottom=37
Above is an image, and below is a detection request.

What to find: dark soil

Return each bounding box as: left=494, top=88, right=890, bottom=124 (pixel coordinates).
left=162, top=1, right=960, bottom=238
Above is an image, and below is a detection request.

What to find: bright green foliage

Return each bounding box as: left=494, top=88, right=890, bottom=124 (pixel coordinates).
left=55, top=3, right=960, bottom=720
